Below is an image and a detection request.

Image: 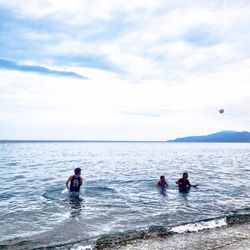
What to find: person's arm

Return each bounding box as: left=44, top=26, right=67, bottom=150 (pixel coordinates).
left=191, top=184, right=198, bottom=188
left=176, top=179, right=180, bottom=185
left=189, top=180, right=198, bottom=188
left=80, top=176, right=83, bottom=187
left=66, top=175, right=73, bottom=189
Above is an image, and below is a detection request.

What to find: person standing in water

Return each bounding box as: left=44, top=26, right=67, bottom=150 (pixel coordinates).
left=176, top=172, right=198, bottom=192
left=66, top=168, right=83, bottom=193
left=157, top=175, right=168, bottom=188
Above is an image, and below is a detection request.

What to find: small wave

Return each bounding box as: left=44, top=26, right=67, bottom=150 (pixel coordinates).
left=84, top=186, right=116, bottom=197
left=70, top=246, right=93, bottom=250
left=0, top=193, right=14, bottom=200
left=42, top=187, right=66, bottom=200
left=0, top=237, right=92, bottom=250
left=7, top=162, right=18, bottom=166
left=89, top=186, right=115, bottom=192
left=171, top=217, right=227, bottom=233
left=13, top=175, right=25, bottom=180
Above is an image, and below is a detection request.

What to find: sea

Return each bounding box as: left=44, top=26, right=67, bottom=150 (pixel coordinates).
left=0, top=141, right=249, bottom=249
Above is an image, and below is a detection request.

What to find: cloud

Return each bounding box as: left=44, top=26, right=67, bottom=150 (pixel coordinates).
left=1, top=0, right=250, bottom=80
left=0, top=58, right=87, bottom=79
left=0, top=0, right=162, bottom=20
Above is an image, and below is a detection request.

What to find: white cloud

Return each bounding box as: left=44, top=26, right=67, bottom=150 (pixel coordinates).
left=0, top=0, right=161, bottom=21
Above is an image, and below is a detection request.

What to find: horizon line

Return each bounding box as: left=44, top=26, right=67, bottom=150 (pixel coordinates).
left=0, top=139, right=167, bottom=143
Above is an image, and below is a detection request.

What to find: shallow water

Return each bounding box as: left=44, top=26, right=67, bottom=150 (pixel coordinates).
left=0, top=142, right=249, bottom=249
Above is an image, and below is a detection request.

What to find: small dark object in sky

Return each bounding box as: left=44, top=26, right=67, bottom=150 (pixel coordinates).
left=219, top=109, right=224, bottom=114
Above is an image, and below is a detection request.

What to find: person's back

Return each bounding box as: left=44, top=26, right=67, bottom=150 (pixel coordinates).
left=66, top=168, right=83, bottom=193
left=69, top=175, right=81, bottom=192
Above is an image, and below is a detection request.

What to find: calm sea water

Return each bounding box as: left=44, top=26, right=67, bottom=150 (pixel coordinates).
left=0, top=142, right=249, bottom=249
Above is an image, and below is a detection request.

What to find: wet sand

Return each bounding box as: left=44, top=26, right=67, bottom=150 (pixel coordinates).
left=115, top=222, right=250, bottom=250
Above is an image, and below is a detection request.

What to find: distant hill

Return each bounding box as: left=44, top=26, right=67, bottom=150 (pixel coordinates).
left=167, top=131, right=250, bottom=143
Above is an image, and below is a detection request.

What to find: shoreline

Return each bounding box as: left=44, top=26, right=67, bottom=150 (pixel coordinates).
left=113, top=222, right=250, bottom=250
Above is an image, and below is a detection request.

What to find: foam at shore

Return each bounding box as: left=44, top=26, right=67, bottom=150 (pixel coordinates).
left=108, top=222, right=250, bottom=250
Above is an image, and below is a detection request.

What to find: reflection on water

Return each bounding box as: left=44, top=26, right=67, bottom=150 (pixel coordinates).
left=178, top=189, right=190, bottom=207
left=179, top=186, right=190, bottom=194
left=158, top=187, right=167, bottom=196
left=66, top=194, right=84, bottom=218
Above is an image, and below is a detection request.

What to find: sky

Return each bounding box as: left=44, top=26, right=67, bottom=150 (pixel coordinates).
left=0, top=0, right=250, bottom=140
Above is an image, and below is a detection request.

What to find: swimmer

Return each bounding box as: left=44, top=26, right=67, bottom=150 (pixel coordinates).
left=176, top=172, right=198, bottom=192
left=157, top=175, right=168, bottom=188
left=66, top=168, right=83, bottom=193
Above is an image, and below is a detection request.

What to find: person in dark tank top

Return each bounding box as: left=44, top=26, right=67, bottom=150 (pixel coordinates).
left=66, top=168, right=83, bottom=193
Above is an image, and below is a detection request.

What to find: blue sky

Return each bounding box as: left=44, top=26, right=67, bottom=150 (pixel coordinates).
left=0, top=0, right=250, bottom=140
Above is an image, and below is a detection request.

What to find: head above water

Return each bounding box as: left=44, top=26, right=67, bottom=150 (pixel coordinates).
left=160, top=175, right=165, bottom=181
left=74, top=168, right=81, bottom=175
left=183, top=172, right=188, bottom=179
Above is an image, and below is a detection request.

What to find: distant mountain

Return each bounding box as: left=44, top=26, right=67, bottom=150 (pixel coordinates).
left=167, top=131, right=250, bottom=142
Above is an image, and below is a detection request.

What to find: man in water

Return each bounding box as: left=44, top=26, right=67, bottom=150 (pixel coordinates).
left=157, top=175, right=168, bottom=188
left=176, top=172, right=198, bottom=192
left=66, top=167, right=83, bottom=193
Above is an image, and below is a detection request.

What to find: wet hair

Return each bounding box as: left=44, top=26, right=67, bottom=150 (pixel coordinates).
left=74, top=168, right=81, bottom=175
left=160, top=175, right=165, bottom=179
left=183, top=172, right=188, bottom=177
